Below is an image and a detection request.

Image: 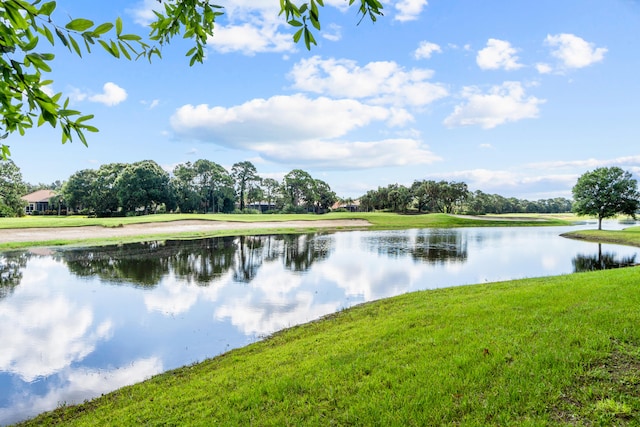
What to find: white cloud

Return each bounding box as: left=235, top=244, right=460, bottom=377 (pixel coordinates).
left=436, top=168, right=577, bottom=198
left=414, top=41, right=442, bottom=60
left=544, top=33, right=607, bottom=70
left=476, top=39, right=523, bottom=71
left=127, top=0, right=160, bottom=26
left=170, top=94, right=440, bottom=169
left=288, top=56, right=448, bottom=107
left=479, top=143, right=494, bottom=149
left=536, top=63, right=553, bottom=74
left=527, top=155, right=640, bottom=171
left=255, top=138, right=442, bottom=168
left=88, top=82, right=128, bottom=106
left=171, top=94, right=403, bottom=142
left=444, top=81, right=545, bottom=129
left=395, top=0, right=429, bottom=22
left=322, top=23, right=342, bottom=42
left=209, top=22, right=294, bottom=55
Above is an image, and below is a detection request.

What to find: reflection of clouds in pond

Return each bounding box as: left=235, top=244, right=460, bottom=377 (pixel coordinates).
left=143, top=271, right=232, bottom=316
left=315, top=252, right=419, bottom=301
left=214, top=265, right=339, bottom=336
left=0, top=259, right=112, bottom=382
left=0, top=357, right=162, bottom=425
left=215, top=291, right=340, bottom=337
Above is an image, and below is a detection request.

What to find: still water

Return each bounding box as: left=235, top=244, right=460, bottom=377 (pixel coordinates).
left=0, top=222, right=638, bottom=424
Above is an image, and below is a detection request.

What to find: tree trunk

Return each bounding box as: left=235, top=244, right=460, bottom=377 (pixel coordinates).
left=598, top=216, right=602, bottom=230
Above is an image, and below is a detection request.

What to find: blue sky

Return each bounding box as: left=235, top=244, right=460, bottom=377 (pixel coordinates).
left=8, top=0, right=640, bottom=200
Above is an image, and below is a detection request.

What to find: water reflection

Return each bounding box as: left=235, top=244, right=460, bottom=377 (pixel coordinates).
left=573, top=244, right=638, bottom=272
left=0, top=251, right=29, bottom=298
left=57, top=234, right=332, bottom=287
left=1, top=225, right=639, bottom=425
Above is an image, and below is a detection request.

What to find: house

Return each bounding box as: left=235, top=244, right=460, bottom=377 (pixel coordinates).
left=331, top=199, right=361, bottom=212
left=21, top=190, right=57, bottom=215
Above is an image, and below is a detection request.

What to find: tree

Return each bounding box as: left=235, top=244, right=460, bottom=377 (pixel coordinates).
left=261, top=178, right=282, bottom=211
left=0, top=1, right=382, bottom=159
left=115, top=160, right=173, bottom=213
left=94, top=163, right=126, bottom=215
left=172, top=162, right=200, bottom=213
left=282, top=169, right=315, bottom=210
left=192, top=159, right=234, bottom=213
left=0, top=159, right=27, bottom=216
left=61, top=168, right=98, bottom=213
left=572, top=167, right=640, bottom=230
left=231, top=161, right=260, bottom=211
left=311, top=179, right=337, bottom=213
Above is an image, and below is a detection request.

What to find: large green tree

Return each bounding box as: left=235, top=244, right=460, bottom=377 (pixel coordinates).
left=231, top=161, right=260, bottom=211
left=0, top=159, right=27, bottom=216
left=61, top=168, right=98, bottom=212
left=115, top=160, right=173, bottom=213
left=282, top=169, right=315, bottom=210
left=0, top=1, right=383, bottom=159
left=572, top=167, right=640, bottom=230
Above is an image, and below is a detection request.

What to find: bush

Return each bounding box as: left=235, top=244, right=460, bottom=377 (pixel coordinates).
left=0, top=204, right=16, bottom=217
left=281, top=204, right=308, bottom=214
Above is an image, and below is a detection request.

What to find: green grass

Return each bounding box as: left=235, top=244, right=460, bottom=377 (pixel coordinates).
left=19, top=267, right=640, bottom=426
left=0, top=212, right=570, bottom=251
left=562, top=226, right=640, bottom=248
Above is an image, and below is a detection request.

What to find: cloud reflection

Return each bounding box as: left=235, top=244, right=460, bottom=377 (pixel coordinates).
left=0, top=357, right=162, bottom=425
left=0, top=259, right=113, bottom=382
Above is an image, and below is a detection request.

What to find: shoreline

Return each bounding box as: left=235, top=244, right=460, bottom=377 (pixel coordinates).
left=0, top=219, right=372, bottom=244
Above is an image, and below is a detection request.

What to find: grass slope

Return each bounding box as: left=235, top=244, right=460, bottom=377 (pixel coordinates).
left=21, top=267, right=640, bottom=426
left=562, top=226, right=640, bottom=248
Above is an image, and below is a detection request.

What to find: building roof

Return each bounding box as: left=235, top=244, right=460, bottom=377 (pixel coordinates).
left=21, top=189, right=57, bottom=203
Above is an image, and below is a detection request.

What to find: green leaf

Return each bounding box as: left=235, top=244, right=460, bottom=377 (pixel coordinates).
left=118, top=34, right=142, bottom=41
left=116, top=17, right=123, bottom=36
left=59, top=109, right=81, bottom=117
left=22, top=36, right=39, bottom=52
left=65, top=18, right=94, bottom=32
left=93, top=22, right=114, bottom=36
left=1, top=144, right=10, bottom=161
left=69, top=35, right=82, bottom=57
left=55, top=28, right=69, bottom=47
left=288, top=19, right=303, bottom=27
left=4, top=2, right=29, bottom=30
left=41, top=25, right=55, bottom=45
left=118, top=41, right=131, bottom=60
left=39, top=1, right=56, bottom=16
left=293, top=28, right=303, bottom=43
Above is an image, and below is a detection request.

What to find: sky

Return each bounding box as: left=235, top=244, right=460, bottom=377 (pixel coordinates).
left=7, top=0, right=640, bottom=200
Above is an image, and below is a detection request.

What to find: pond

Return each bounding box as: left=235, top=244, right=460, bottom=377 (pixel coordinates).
left=0, top=222, right=638, bottom=424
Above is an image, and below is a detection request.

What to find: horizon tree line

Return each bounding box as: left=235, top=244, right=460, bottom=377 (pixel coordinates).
left=3, top=160, right=638, bottom=219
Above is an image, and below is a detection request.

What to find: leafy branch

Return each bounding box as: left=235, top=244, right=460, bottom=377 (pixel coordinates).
left=0, top=0, right=383, bottom=160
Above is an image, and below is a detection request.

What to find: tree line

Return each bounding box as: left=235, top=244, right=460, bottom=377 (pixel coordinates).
left=1, top=158, right=579, bottom=218
left=359, top=181, right=573, bottom=215
left=12, top=159, right=338, bottom=217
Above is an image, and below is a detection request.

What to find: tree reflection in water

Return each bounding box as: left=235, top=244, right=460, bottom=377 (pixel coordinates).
left=572, top=243, right=638, bottom=272
left=412, top=231, right=468, bottom=264
left=364, top=229, right=468, bottom=264
left=0, top=251, right=30, bottom=299
left=57, top=234, right=331, bottom=287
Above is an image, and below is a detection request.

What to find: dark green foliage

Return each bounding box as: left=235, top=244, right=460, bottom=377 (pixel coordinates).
left=572, top=167, right=640, bottom=230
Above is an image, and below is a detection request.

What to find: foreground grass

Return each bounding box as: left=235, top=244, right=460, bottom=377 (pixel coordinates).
left=0, top=212, right=570, bottom=250
left=21, top=267, right=640, bottom=426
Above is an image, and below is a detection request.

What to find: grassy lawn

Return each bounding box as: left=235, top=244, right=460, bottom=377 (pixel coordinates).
left=562, top=227, right=640, bottom=248
left=19, top=267, right=640, bottom=426
left=0, top=212, right=572, bottom=229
